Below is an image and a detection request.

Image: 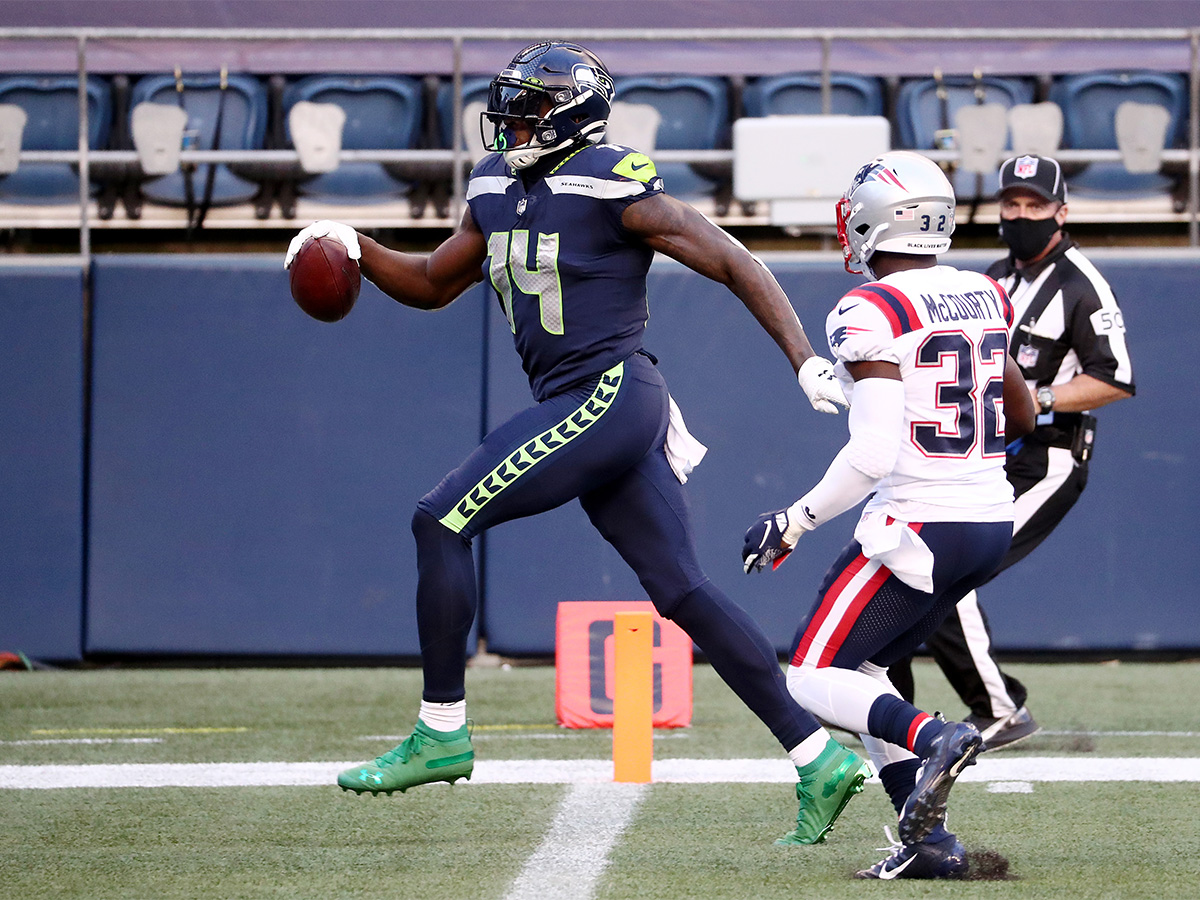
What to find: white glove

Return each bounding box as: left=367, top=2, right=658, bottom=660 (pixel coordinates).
left=284, top=220, right=361, bottom=269
left=798, top=356, right=848, bottom=414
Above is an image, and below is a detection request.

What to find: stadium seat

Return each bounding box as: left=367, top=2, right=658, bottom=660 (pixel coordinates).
left=1050, top=70, right=1188, bottom=197
left=895, top=75, right=1037, bottom=197
left=0, top=74, right=112, bottom=205
left=1008, top=102, right=1064, bottom=157
left=607, top=102, right=663, bottom=151
left=129, top=72, right=267, bottom=209
left=955, top=103, right=1010, bottom=175
left=435, top=75, right=493, bottom=159
left=0, top=104, right=26, bottom=174
left=611, top=75, right=730, bottom=203
left=282, top=74, right=424, bottom=204
left=742, top=73, right=885, bottom=118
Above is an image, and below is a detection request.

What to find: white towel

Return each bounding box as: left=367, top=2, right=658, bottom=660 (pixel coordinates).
left=665, top=394, right=707, bottom=484
left=853, top=509, right=935, bottom=593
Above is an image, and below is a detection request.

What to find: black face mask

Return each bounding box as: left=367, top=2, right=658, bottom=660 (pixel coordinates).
left=999, top=216, right=1060, bottom=262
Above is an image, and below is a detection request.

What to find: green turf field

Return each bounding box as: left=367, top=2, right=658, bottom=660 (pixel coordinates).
left=3, top=660, right=1199, bottom=899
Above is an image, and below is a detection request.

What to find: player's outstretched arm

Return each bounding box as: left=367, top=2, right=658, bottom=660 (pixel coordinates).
left=623, top=193, right=845, bottom=412
left=743, top=362, right=903, bottom=573
left=359, top=209, right=488, bottom=311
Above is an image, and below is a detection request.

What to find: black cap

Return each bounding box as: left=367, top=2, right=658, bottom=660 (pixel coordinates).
left=998, top=154, right=1067, bottom=204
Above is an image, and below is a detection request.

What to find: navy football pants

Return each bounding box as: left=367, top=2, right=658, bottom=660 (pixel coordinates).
left=889, top=443, right=1087, bottom=713
left=789, top=520, right=1014, bottom=672
left=413, top=352, right=820, bottom=750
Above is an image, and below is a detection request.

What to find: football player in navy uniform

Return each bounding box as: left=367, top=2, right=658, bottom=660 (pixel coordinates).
left=285, top=41, right=867, bottom=844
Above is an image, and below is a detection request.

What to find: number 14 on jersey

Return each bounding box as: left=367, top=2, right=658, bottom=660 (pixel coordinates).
left=488, top=230, right=565, bottom=335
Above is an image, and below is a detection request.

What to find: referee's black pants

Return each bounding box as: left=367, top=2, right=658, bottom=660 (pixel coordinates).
left=889, top=438, right=1089, bottom=716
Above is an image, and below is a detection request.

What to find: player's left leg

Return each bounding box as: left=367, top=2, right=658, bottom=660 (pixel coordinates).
left=339, top=359, right=664, bottom=795
left=841, top=664, right=969, bottom=880
left=785, top=521, right=1011, bottom=844
left=580, top=447, right=868, bottom=844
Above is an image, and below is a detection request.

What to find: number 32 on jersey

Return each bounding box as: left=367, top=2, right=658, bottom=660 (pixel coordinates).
left=913, top=329, right=1009, bottom=458
left=487, top=230, right=564, bottom=335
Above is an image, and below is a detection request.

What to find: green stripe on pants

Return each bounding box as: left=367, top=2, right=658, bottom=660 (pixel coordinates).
left=438, top=361, right=624, bottom=533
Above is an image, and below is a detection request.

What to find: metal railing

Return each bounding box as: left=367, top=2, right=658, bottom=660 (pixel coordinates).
left=2, top=26, right=1200, bottom=268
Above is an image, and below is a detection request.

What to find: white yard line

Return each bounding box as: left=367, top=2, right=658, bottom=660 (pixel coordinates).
left=1042, top=730, right=1200, bottom=737
left=2, top=757, right=1200, bottom=789
left=0, top=738, right=164, bottom=745
left=503, top=783, right=645, bottom=900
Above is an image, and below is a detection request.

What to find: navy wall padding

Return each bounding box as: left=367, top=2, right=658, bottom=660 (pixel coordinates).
left=2, top=251, right=1196, bottom=658
left=0, top=266, right=84, bottom=660
left=87, top=257, right=485, bottom=655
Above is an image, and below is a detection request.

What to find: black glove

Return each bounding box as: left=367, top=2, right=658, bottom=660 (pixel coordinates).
left=742, top=509, right=796, bottom=574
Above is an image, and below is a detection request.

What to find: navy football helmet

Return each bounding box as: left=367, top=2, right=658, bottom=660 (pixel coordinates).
left=482, top=41, right=614, bottom=169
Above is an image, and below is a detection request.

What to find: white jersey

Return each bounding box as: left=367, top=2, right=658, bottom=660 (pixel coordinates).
left=827, top=264, right=1017, bottom=523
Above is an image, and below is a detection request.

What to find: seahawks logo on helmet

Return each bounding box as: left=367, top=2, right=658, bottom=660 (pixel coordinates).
left=571, top=64, right=614, bottom=101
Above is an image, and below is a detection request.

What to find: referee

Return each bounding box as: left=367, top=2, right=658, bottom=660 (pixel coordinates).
left=889, top=154, right=1136, bottom=749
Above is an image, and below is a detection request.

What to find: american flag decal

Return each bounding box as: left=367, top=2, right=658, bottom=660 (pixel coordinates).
left=894, top=207, right=915, bottom=220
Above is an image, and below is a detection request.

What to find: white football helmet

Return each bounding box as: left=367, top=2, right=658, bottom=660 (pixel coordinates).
left=836, top=151, right=955, bottom=276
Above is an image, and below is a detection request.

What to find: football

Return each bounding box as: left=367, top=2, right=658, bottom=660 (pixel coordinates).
left=288, top=235, right=361, bottom=322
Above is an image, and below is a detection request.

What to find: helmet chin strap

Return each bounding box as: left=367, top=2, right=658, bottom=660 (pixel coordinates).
left=504, top=132, right=588, bottom=171
left=504, top=146, right=549, bottom=170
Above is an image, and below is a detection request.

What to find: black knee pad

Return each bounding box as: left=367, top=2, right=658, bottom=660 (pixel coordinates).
left=411, top=506, right=468, bottom=549
left=649, top=579, right=707, bottom=621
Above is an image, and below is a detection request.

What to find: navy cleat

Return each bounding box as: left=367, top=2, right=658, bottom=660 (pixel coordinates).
left=855, top=830, right=968, bottom=880
left=899, top=721, right=982, bottom=845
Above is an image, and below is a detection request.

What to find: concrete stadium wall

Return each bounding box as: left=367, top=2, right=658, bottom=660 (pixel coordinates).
left=0, top=253, right=1194, bottom=660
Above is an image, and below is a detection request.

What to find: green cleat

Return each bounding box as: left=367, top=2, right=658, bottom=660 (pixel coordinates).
left=775, top=740, right=870, bottom=845
left=338, top=720, right=474, bottom=795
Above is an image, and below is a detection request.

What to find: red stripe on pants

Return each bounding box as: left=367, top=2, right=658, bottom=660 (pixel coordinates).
left=817, top=563, right=892, bottom=668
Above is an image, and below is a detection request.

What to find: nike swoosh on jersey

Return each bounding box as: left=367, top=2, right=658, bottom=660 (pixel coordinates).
left=878, top=853, right=919, bottom=880
left=630, top=162, right=649, bottom=171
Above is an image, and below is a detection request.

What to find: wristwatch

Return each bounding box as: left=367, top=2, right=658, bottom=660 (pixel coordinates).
left=1036, top=385, right=1056, bottom=414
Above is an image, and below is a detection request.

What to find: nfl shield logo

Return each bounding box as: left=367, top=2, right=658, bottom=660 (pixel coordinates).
left=1014, top=156, right=1039, bottom=179
left=1017, top=343, right=1040, bottom=368
left=516, top=198, right=527, bottom=215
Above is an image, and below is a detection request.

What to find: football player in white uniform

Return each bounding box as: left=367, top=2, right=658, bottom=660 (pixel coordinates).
left=742, top=151, right=1037, bottom=879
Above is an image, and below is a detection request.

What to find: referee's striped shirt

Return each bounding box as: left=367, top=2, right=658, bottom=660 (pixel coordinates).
left=986, top=234, right=1136, bottom=398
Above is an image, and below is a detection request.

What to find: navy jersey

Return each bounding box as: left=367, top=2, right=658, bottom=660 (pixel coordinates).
left=466, top=143, right=665, bottom=401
